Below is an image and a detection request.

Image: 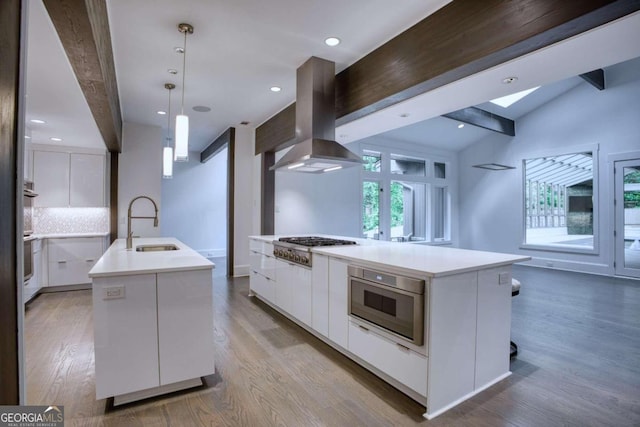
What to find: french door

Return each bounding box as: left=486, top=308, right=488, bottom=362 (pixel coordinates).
left=614, top=159, right=640, bottom=278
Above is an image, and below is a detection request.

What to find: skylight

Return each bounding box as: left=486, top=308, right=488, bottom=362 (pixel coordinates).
left=490, top=86, right=540, bottom=108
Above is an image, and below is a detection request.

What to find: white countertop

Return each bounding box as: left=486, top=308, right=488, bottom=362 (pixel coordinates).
left=250, top=235, right=530, bottom=277
left=89, top=237, right=214, bottom=278
left=32, top=232, right=110, bottom=239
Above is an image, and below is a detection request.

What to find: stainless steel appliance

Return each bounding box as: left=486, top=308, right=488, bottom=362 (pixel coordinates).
left=23, top=182, right=37, bottom=283
left=348, top=265, right=426, bottom=346
left=23, top=181, right=37, bottom=236
left=272, top=236, right=357, bottom=267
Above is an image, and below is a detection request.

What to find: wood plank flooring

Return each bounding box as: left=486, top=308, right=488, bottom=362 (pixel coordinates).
left=24, top=265, right=640, bottom=426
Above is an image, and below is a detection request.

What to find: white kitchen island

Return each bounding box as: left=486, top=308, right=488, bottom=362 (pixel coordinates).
left=249, top=235, right=530, bottom=419
left=89, top=237, right=215, bottom=405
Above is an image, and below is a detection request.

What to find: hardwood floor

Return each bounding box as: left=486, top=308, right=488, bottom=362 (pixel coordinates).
left=24, top=266, right=640, bottom=426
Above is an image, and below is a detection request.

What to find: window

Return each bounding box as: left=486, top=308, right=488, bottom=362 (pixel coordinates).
left=523, top=150, right=596, bottom=251
left=361, top=145, right=453, bottom=243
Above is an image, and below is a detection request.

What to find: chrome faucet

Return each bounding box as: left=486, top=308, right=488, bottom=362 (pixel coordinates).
left=126, top=196, right=159, bottom=250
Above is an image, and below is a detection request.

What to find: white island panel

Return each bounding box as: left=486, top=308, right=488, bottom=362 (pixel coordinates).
left=93, top=274, right=159, bottom=399
left=157, top=270, right=215, bottom=385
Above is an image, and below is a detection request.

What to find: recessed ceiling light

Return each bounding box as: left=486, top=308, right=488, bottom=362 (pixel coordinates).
left=192, top=105, right=211, bottom=112
left=50, top=137, right=62, bottom=142
left=167, top=69, right=178, bottom=75
left=157, top=110, right=167, bottom=115
left=270, top=86, right=282, bottom=92
left=502, top=76, right=518, bottom=84
left=458, top=123, right=465, bottom=129
left=174, top=47, right=184, bottom=54
left=325, top=37, right=341, bottom=47
left=30, top=119, right=46, bottom=124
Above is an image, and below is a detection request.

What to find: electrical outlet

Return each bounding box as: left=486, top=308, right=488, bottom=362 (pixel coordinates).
left=499, top=272, right=510, bottom=285
left=103, top=285, right=125, bottom=300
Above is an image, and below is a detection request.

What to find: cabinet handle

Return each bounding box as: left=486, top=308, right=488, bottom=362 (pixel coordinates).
left=86, top=259, right=95, bottom=262
left=396, top=343, right=410, bottom=351
left=358, top=325, right=369, bottom=332
left=58, top=260, right=67, bottom=264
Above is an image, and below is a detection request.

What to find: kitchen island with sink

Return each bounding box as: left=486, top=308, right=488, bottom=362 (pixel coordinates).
left=89, top=237, right=215, bottom=405
left=249, top=235, right=529, bottom=419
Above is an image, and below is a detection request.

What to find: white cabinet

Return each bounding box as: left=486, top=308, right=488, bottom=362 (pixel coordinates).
left=48, top=237, right=104, bottom=286
left=348, top=321, right=428, bottom=396
left=289, top=265, right=312, bottom=327
left=328, top=258, right=349, bottom=349
left=311, top=254, right=329, bottom=337
left=33, top=151, right=69, bottom=207
left=70, top=153, right=105, bottom=207
left=33, top=150, right=105, bottom=207
left=249, top=239, right=276, bottom=303
left=275, top=259, right=294, bottom=313
left=93, top=269, right=215, bottom=400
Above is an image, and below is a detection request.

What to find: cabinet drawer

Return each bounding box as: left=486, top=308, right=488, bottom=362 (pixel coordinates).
left=348, top=321, right=427, bottom=396
left=250, top=270, right=276, bottom=303
left=48, top=259, right=96, bottom=286
left=48, top=237, right=103, bottom=262
left=249, top=251, right=276, bottom=279
left=249, top=239, right=274, bottom=256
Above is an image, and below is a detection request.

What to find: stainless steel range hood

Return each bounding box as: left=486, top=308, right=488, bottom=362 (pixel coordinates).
left=270, top=57, right=362, bottom=173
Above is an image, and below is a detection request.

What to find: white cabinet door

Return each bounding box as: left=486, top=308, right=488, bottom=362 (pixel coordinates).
left=348, top=321, right=428, bottom=396
left=70, top=153, right=105, bottom=207
left=312, top=254, right=329, bottom=337
left=157, top=270, right=215, bottom=385
left=48, top=237, right=103, bottom=286
left=290, top=265, right=312, bottom=327
left=33, top=151, right=69, bottom=207
left=275, top=259, right=293, bottom=313
left=93, top=274, right=159, bottom=399
left=475, top=267, right=512, bottom=389
left=250, top=270, right=276, bottom=303
left=328, top=258, right=349, bottom=349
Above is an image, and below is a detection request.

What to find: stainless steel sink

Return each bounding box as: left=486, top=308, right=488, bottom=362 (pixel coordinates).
left=135, top=244, right=179, bottom=252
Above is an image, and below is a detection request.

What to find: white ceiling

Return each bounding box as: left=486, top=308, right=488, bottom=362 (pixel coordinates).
left=24, top=2, right=640, bottom=154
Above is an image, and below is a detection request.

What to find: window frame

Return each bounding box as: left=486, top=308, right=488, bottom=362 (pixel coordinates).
left=360, top=143, right=453, bottom=244
left=520, top=144, right=600, bottom=255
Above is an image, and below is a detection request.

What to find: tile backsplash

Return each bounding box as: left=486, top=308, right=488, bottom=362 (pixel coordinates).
left=34, top=207, right=109, bottom=234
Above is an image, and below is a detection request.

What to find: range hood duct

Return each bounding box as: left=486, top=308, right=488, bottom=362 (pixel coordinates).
left=270, top=57, right=362, bottom=173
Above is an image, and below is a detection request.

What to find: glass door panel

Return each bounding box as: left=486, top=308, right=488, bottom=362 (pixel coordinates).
left=390, top=181, right=426, bottom=242
left=363, top=181, right=380, bottom=239
left=615, top=160, right=640, bottom=278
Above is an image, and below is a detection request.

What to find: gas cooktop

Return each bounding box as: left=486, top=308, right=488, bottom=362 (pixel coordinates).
left=273, top=236, right=357, bottom=267
left=278, top=236, right=357, bottom=247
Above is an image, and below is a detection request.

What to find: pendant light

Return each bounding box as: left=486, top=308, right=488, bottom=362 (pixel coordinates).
left=163, top=83, right=175, bottom=179
left=174, top=23, right=193, bottom=162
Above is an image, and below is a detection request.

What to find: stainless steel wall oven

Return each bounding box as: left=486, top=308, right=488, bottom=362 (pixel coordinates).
left=348, top=265, right=426, bottom=346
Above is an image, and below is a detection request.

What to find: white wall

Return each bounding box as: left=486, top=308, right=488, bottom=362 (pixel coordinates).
left=161, top=147, right=227, bottom=257
left=118, top=122, right=162, bottom=239
left=233, top=126, right=255, bottom=276
left=458, top=58, right=640, bottom=276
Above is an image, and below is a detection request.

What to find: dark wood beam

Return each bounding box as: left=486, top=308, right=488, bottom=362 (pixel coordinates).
left=580, top=69, right=606, bottom=90
left=255, top=103, right=295, bottom=155
left=201, top=128, right=234, bottom=163
left=261, top=152, right=275, bottom=235
left=227, top=128, right=235, bottom=278
left=43, top=0, right=122, bottom=153
left=0, top=0, right=23, bottom=405
left=443, top=107, right=515, bottom=136
left=256, top=0, right=639, bottom=154
left=109, top=152, right=118, bottom=244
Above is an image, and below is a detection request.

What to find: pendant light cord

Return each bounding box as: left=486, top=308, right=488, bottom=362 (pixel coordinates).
left=181, top=30, right=187, bottom=115
left=167, top=87, right=172, bottom=145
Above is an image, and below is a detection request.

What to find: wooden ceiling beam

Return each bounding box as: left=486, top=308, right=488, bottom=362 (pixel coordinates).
left=43, top=0, right=122, bottom=153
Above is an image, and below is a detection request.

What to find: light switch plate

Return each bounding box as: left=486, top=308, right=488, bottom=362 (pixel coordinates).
left=499, top=272, right=510, bottom=285
left=103, top=285, right=125, bottom=300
